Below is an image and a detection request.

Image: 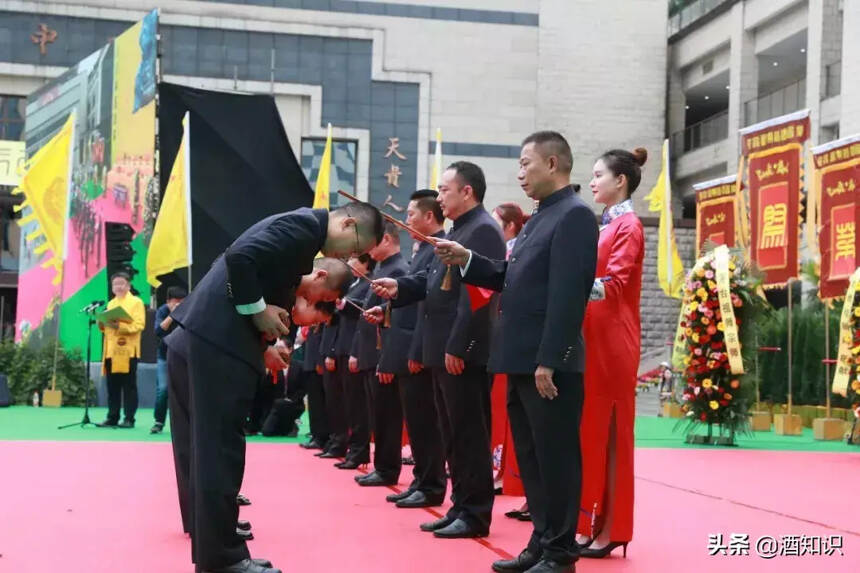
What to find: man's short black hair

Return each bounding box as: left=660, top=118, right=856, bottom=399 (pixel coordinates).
left=410, top=189, right=444, bottom=224
left=314, top=257, right=353, bottom=297
left=166, top=286, right=187, bottom=300
left=447, top=161, right=487, bottom=203
left=110, top=271, right=131, bottom=283
left=522, top=131, right=573, bottom=174
left=314, top=300, right=336, bottom=317
left=334, top=201, right=384, bottom=245
left=357, top=252, right=376, bottom=273
left=381, top=220, right=400, bottom=245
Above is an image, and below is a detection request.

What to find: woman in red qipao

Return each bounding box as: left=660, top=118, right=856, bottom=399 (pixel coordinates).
left=576, top=148, right=647, bottom=559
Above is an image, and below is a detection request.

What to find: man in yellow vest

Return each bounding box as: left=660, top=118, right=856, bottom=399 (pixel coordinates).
left=97, top=271, right=146, bottom=428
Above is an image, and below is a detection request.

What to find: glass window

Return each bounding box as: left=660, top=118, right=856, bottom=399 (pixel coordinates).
left=0, top=95, right=26, bottom=141
left=300, top=138, right=357, bottom=208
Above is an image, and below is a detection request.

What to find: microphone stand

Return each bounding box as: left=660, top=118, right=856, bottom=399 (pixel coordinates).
left=58, top=305, right=101, bottom=429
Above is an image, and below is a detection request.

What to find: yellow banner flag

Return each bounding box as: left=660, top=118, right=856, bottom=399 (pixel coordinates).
left=313, top=123, right=332, bottom=210
left=645, top=140, right=685, bottom=298
left=429, top=128, right=442, bottom=189
left=147, top=113, right=192, bottom=287
left=12, top=113, right=75, bottom=284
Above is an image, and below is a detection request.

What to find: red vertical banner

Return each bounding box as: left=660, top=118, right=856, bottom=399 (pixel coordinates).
left=693, top=175, right=738, bottom=257
left=812, top=135, right=860, bottom=299
left=741, top=110, right=809, bottom=287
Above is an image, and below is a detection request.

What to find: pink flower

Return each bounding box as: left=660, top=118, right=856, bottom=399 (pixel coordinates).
left=705, top=270, right=714, bottom=279
left=694, top=348, right=703, bottom=356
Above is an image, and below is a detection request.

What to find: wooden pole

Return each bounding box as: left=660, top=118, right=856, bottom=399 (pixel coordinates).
left=824, top=304, right=831, bottom=418
left=786, top=279, right=794, bottom=416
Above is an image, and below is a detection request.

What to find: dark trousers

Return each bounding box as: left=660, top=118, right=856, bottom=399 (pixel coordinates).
left=167, top=331, right=255, bottom=569
left=322, top=362, right=348, bottom=453
left=305, top=369, right=329, bottom=443
left=105, top=358, right=138, bottom=423
left=399, top=369, right=446, bottom=497
left=167, top=352, right=193, bottom=535
left=342, top=365, right=371, bottom=463
left=154, top=357, right=169, bottom=424
left=432, top=365, right=494, bottom=531
left=247, top=371, right=284, bottom=433
left=507, top=371, right=584, bottom=565
left=366, top=370, right=402, bottom=481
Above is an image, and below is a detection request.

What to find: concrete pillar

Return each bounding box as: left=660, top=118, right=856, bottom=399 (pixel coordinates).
left=806, top=0, right=824, bottom=145
left=667, top=47, right=687, bottom=141
left=841, top=0, right=860, bottom=134
left=726, top=1, right=757, bottom=168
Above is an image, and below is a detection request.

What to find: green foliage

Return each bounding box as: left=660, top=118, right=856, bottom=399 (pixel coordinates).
left=0, top=339, right=90, bottom=406
left=756, top=301, right=849, bottom=408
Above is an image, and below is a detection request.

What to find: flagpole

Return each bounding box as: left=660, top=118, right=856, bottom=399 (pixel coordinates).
left=184, top=112, right=193, bottom=291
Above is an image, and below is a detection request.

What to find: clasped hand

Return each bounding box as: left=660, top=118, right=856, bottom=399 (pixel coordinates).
left=434, top=240, right=470, bottom=267
left=252, top=304, right=291, bottom=340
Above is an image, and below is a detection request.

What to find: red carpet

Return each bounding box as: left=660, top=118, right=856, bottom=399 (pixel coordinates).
left=0, top=441, right=857, bottom=572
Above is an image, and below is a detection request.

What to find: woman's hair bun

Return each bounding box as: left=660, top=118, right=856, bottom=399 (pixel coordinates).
left=632, top=147, right=648, bottom=166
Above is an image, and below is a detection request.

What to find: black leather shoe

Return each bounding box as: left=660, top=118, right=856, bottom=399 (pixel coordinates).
left=237, top=520, right=252, bottom=531
left=318, top=450, right=345, bottom=459
left=524, top=559, right=575, bottom=573
left=335, top=460, right=364, bottom=470
left=150, top=423, right=164, bottom=434
left=299, top=439, right=325, bottom=450
left=356, top=472, right=397, bottom=487
left=237, top=494, right=251, bottom=506
left=96, top=420, right=118, bottom=428
left=433, top=518, right=488, bottom=539
left=492, top=549, right=541, bottom=572
left=395, top=490, right=443, bottom=508
left=236, top=527, right=253, bottom=541
left=419, top=515, right=455, bottom=532
left=196, top=558, right=281, bottom=573
left=386, top=489, right=415, bottom=503
left=118, top=419, right=135, bottom=428
left=250, top=559, right=272, bottom=568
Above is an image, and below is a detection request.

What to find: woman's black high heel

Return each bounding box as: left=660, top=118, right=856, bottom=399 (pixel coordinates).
left=579, top=541, right=628, bottom=559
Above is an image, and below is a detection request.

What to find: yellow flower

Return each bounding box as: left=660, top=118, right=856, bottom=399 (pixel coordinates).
left=729, top=262, right=736, bottom=271
left=852, top=380, right=860, bottom=391
left=683, top=356, right=691, bottom=365
left=707, top=280, right=717, bottom=290
left=717, top=322, right=725, bottom=331
left=696, top=288, right=708, bottom=300
left=688, top=302, right=698, bottom=313
left=724, top=393, right=733, bottom=400
left=709, top=400, right=719, bottom=410
left=685, top=328, right=693, bottom=337
left=702, top=379, right=713, bottom=389
left=696, top=268, right=706, bottom=278
left=854, top=307, right=860, bottom=318
left=701, top=317, right=710, bottom=325
left=692, top=333, right=700, bottom=343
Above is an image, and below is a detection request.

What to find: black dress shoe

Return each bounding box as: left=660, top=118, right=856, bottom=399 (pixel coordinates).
left=250, top=559, right=272, bottom=568
left=516, top=511, right=532, bottom=522
left=117, top=419, right=135, bottom=428
left=492, top=549, right=541, bottom=572
left=196, top=558, right=281, bottom=573
left=386, top=489, right=414, bottom=503
left=299, top=439, right=325, bottom=450
left=524, top=559, right=574, bottom=573
left=578, top=541, right=628, bottom=559
left=402, top=456, right=415, bottom=465
left=356, top=472, right=397, bottom=487
left=237, top=520, right=252, bottom=531
left=150, top=422, right=164, bottom=434
left=420, top=515, right=454, bottom=532
left=236, top=527, right=254, bottom=541
left=237, top=494, right=252, bottom=506
left=396, top=490, right=443, bottom=508
left=318, top=450, right=345, bottom=459
left=433, top=518, right=488, bottom=539
left=96, top=420, right=118, bottom=428
left=335, top=459, right=364, bottom=470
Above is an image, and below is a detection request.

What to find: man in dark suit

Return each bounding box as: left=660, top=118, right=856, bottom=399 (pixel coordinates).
left=372, top=162, right=505, bottom=539
left=435, top=132, right=598, bottom=573
left=166, top=204, right=382, bottom=573
left=366, top=189, right=447, bottom=508
left=352, top=221, right=408, bottom=487
left=316, top=312, right=346, bottom=457
left=332, top=254, right=375, bottom=469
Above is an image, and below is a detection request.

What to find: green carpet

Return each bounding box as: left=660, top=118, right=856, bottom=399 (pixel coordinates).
left=0, top=406, right=857, bottom=452
left=0, top=406, right=308, bottom=443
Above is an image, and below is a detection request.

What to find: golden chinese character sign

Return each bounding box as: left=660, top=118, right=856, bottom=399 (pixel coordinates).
left=740, top=110, right=809, bottom=287
left=811, top=134, right=860, bottom=299
left=693, top=175, right=739, bottom=257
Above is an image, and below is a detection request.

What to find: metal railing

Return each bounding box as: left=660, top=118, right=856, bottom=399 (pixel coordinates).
left=668, top=0, right=733, bottom=37
left=670, top=110, right=729, bottom=155
left=825, top=61, right=841, bottom=98
left=743, top=79, right=806, bottom=127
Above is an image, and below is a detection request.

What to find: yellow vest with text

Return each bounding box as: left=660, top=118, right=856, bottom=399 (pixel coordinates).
left=102, top=294, right=146, bottom=374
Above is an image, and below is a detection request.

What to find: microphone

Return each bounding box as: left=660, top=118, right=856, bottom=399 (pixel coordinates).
left=80, top=300, right=105, bottom=313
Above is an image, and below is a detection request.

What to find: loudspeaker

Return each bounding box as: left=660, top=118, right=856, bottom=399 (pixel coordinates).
left=104, top=222, right=138, bottom=295
left=0, top=373, right=11, bottom=407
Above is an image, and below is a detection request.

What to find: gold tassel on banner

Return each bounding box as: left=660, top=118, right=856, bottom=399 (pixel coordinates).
left=376, top=325, right=382, bottom=350
left=383, top=304, right=392, bottom=328
left=441, top=265, right=453, bottom=291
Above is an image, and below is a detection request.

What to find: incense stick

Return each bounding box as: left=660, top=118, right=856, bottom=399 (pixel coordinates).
left=347, top=262, right=372, bottom=283
left=337, top=190, right=438, bottom=245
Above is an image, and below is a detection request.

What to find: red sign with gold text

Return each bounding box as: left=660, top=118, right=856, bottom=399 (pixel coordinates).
left=695, top=180, right=737, bottom=257
left=814, top=138, right=860, bottom=299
